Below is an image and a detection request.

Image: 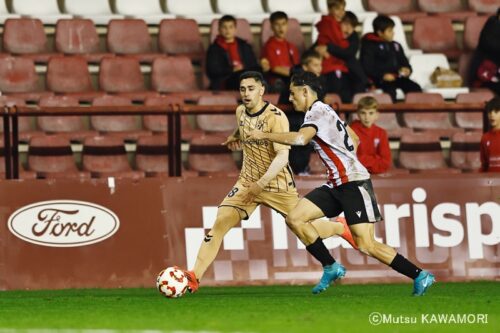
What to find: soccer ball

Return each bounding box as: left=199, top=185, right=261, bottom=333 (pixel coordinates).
left=156, top=266, right=189, bottom=298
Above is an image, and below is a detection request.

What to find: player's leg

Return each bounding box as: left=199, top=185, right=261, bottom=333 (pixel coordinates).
left=185, top=182, right=258, bottom=292
left=342, top=180, right=434, bottom=295
left=284, top=188, right=347, bottom=294
left=311, top=217, right=357, bottom=249
left=192, top=206, right=243, bottom=281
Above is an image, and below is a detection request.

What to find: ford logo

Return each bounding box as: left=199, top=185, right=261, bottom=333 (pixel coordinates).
left=8, top=200, right=120, bottom=247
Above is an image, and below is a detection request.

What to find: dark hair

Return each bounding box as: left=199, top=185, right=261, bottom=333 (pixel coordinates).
left=239, top=71, right=265, bottom=85
left=372, top=15, right=395, bottom=34
left=270, top=11, right=288, bottom=23
left=291, top=71, right=324, bottom=100
left=300, top=49, right=321, bottom=65
left=219, top=15, right=237, bottom=27
left=327, top=0, right=346, bottom=9
left=485, top=96, right=500, bottom=113
left=342, top=11, right=359, bottom=27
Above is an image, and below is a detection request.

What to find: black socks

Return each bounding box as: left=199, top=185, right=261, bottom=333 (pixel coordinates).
left=306, top=238, right=336, bottom=267
left=390, top=253, right=422, bottom=280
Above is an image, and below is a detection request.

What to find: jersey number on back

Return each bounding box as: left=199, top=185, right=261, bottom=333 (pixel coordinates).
left=336, top=120, right=354, bottom=152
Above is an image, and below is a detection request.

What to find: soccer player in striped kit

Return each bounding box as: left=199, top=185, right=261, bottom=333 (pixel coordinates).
left=248, top=71, right=435, bottom=296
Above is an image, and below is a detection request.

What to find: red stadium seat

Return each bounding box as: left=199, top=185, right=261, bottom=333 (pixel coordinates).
left=187, top=134, right=239, bottom=176
left=2, top=18, right=57, bottom=63
left=398, top=133, right=460, bottom=173
left=151, top=56, right=199, bottom=93
left=158, top=19, right=204, bottom=63
left=28, top=135, right=91, bottom=179
left=0, top=57, right=52, bottom=102
left=37, top=96, right=97, bottom=142
left=135, top=135, right=169, bottom=177
left=455, top=91, right=495, bottom=130
left=82, top=136, right=145, bottom=179
left=55, top=19, right=113, bottom=63
left=366, top=0, right=427, bottom=23
left=468, top=0, right=500, bottom=14
left=135, top=135, right=197, bottom=177
left=91, top=95, right=151, bottom=141
left=352, top=92, right=412, bottom=139
left=412, top=17, right=462, bottom=60
left=107, top=19, right=162, bottom=63
left=143, top=96, right=202, bottom=141
left=417, top=0, right=476, bottom=21
left=98, top=56, right=158, bottom=101
left=46, top=56, right=104, bottom=102
left=464, top=16, right=488, bottom=51
left=450, top=131, right=482, bottom=172
left=403, top=92, right=462, bottom=138
left=209, top=18, right=253, bottom=45
left=261, top=18, right=305, bottom=56
left=196, top=95, right=238, bottom=134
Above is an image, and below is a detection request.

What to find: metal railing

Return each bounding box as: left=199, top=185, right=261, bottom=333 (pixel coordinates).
left=2, top=102, right=486, bottom=179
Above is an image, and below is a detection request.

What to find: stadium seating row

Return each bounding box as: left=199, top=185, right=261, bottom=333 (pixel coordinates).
left=0, top=15, right=489, bottom=64
left=0, top=0, right=496, bottom=25
left=0, top=88, right=492, bottom=145
left=0, top=130, right=483, bottom=180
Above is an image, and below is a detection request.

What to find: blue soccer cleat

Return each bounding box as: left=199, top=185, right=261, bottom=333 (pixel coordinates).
left=312, top=262, right=346, bottom=294
left=413, top=270, right=435, bottom=296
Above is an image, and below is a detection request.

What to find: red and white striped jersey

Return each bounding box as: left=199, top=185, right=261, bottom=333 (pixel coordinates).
left=302, top=100, right=370, bottom=186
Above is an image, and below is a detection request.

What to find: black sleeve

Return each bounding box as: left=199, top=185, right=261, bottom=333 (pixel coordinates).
left=240, top=41, right=260, bottom=71
left=206, top=44, right=232, bottom=79
left=394, top=42, right=411, bottom=72
left=478, top=17, right=500, bottom=61
left=360, top=40, right=384, bottom=81
left=326, top=34, right=358, bottom=60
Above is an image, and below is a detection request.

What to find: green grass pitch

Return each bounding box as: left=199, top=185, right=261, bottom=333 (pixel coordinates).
left=0, top=281, right=498, bottom=333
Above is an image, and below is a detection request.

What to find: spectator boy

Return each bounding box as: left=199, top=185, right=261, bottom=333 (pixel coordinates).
left=350, top=96, right=391, bottom=174
left=480, top=96, right=500, bottom=172
left=360, top=15, right=421, bottom=101
left=315, top=0, right=366, bottom=102
left=206, top=15, right=259, bottom=90
left=261, top=11, right=300, bottom=92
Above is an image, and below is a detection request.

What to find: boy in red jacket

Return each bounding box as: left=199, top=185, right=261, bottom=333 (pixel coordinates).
left=480, top=96, right=500, bottom=172
left=315, top=0, right=367, bottom=102
left=261, top=11, right=300, bottom=92
left=350, top=96, right=392, bottom=174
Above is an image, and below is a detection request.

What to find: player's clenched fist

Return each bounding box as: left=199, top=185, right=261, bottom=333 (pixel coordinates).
left=241, top=182, right=264, bottom=204
left=222, top=135, right=242, bottom=151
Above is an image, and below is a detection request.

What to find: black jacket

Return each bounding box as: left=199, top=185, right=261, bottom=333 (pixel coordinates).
left=360, top=33, right=411, bottom=85
left=326, top=33, right=359, bottom=60
left=206, top=37, right=259, bottom=90
left=469, top=14, right=500, bottom=85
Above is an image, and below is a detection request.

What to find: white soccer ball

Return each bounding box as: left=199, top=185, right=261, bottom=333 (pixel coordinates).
left=156, top=266, right=189, bottom=298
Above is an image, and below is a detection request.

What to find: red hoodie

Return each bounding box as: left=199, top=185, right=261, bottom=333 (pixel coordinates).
left=350, top=120, right=391, bottom=174
left=315, top=15, right=348, bottom=74
left=480, top=129, right=500, bottom=172
left=261, top=36, right=299, bottom=69
left=216, top=35, right=242, bottom=68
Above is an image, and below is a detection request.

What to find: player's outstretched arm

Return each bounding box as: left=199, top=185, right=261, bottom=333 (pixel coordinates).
left=241, top=149, right=290, bottom=203
left=247, top=127, right=316, bottom=146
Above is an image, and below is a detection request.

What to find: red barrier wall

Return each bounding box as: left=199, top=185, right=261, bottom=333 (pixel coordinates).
left=0, top=174, right=498, bottom=290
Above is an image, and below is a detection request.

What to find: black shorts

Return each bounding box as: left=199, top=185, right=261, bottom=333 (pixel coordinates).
left=304, top=179, right=382, bottom=225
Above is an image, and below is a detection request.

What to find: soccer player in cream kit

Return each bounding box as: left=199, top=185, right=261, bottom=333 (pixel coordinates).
left=183, top=71, right=358, bottom=294
left=248, top=71, right=435, bottom=296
